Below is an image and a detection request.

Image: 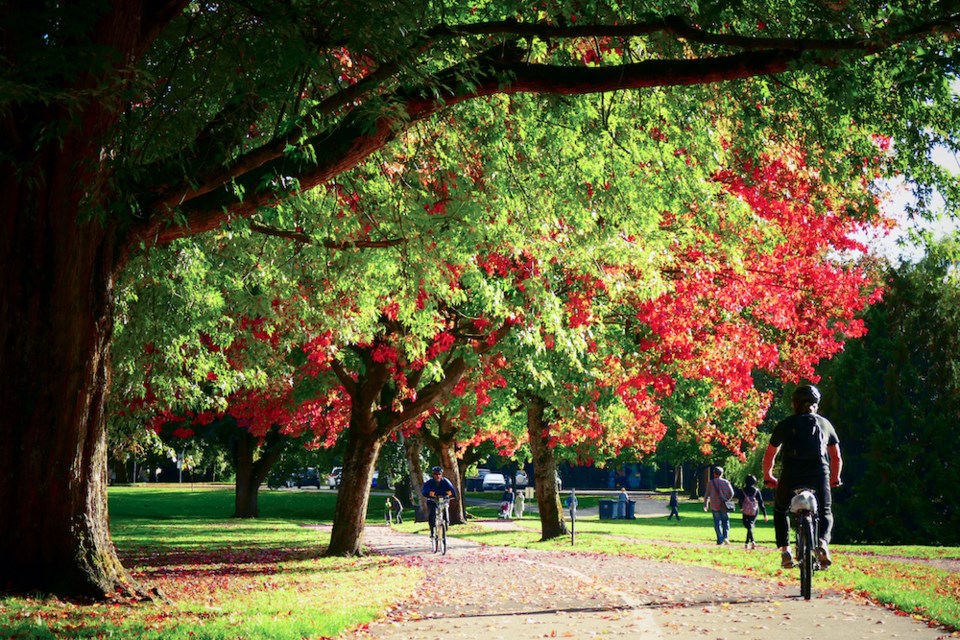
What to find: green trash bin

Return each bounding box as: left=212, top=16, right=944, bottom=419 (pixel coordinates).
left=599, top=499, right=615, bottom=520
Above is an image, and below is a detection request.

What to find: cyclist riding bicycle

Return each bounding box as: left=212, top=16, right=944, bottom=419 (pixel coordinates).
left=762, top=384, right=843, bottom=570
left=422, top=466, right=457, bottom=538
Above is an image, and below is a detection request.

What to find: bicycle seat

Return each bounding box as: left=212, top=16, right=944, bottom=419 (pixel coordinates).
left=789, top=489, right=818, bottom=513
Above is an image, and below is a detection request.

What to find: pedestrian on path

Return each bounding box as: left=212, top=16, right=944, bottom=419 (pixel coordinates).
left=499, top=487, right=514, bottom=519
left=667, top=490, right=681, bottom=520
left=704, top=466, right=735, bottom=545
left=739, top=475, right=766, bottom=549
left=617, top=487, right=629, bottom=519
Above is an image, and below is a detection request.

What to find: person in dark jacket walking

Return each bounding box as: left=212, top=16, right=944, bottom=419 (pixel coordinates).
left=739, top=475, right=767, bottom=549
left=667, top=490, right=681, bottom=520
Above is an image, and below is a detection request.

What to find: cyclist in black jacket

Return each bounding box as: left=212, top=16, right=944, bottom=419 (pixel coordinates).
left=763, top=384, right=843, bottom=569
left=422, top=466, right=457, bottom=537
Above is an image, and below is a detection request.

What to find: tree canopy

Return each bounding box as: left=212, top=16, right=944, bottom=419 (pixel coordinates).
left=2, top=0, right=960, bottom=599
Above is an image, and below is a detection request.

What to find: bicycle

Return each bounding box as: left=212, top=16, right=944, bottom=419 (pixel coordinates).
left=789, top=488, right=821, bottom=600
left=427, top=496, right=451, bottom=555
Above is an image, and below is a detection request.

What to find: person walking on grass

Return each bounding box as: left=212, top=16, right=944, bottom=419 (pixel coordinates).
left=667, top=490, right=681, bottom=520
left=739, top=475, right=767, bottom=549
left=704, top=466, right=735, bottom=545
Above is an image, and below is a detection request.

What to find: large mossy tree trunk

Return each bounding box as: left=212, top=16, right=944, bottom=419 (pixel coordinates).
left=0, top=0, right=186, bottom=599
left=526, top=395, right=567, bottom=540
left=0, top=165, right=136, bottom=598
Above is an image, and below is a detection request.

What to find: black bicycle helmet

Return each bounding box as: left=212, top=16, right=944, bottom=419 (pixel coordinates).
left=792, top=384, right=821, bottom=404
left=431, top=465, right=443, bottom=474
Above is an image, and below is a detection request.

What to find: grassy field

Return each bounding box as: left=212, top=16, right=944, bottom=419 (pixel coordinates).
left=1, top=487, right=957, bottom=638
left=0, top=486, right=419, bottom=639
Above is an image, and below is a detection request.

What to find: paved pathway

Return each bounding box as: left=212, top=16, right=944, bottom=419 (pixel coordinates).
left=341, top=523, right=954, bottom=640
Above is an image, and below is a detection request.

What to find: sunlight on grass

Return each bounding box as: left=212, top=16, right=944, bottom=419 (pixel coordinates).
left=0, top=487, right=420, bottom=640
left=3, top=487, right=958, bottom=637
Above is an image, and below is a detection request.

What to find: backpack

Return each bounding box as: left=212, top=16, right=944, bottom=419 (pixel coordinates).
left=785, top=414, right=829, bottom=462
left=742, top=491, right=759, bottom=517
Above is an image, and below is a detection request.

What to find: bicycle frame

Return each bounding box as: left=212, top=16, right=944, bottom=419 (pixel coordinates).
left=428, top=496, right=452, bottom=555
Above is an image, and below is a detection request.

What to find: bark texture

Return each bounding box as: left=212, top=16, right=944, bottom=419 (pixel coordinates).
left=0, top=140, right=134, bottom=597
left=232, top=426, right=287, bottom=518
left=420, top=413, right=467, bottom=524
left=403, top=433, right=428, bottom=522
left=526, top=396, right=567, bottom=540
left=326, top=425, right=383, bottom=556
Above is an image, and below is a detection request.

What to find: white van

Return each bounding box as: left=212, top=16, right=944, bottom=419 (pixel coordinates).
left=481, top=473, right=506, bottom=491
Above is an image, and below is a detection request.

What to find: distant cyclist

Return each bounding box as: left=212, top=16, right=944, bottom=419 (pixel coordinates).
left=762, top=384, right=843, bottom=569
left=422, top=466, right=457, bottom=538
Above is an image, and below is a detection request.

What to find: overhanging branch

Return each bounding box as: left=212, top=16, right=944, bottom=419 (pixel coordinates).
left=248, top=221, right=404, bottom=249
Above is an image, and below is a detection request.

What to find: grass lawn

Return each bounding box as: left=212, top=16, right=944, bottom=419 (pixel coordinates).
left=0, top=486, right=420, bottom=639
left=2, top=487, right=957, bottom=637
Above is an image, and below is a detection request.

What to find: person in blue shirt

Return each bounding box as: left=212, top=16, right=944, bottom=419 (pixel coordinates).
left=422, top=465, right=457, bottom=537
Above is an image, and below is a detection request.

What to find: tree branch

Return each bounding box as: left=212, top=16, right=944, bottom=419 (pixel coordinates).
left=382, top=357, right=468, bottom=433
left=131, top=13, right=955, bottom=247
left=433, top=12, right=960, bottom=52
left=248, top=221, right=404, bottom=249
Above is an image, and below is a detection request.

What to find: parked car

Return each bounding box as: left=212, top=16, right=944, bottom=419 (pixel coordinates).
left=327, top=467, right=342, bottom=488
left=482, top=472, right=506, bottom=491
left=266, top=469, right=296, bottom=489
left=465, top=468, right=491, bottom=491
left=515, top=471, right=528, bottom=488
left=296, top=467, right=322, bottom=489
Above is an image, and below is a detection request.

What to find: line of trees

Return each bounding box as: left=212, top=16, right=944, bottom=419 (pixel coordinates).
left=2, top=1, right=959, bottom=599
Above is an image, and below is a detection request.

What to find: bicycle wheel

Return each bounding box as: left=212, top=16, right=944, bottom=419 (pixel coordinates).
left=798, top=515, right=814, bottom=600
left=430, top=511, right=440, bottom=553
left=440, top=517, right=448, bottom=555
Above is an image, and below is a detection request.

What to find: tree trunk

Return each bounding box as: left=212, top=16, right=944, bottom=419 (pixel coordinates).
left=403, top=433, right=427, bottom=521
left=0, top=174, right=137, bottom=597
left=325, top=425, right=383, bottom=556
left=232, top=426, right=286, bottom=518
left=526, top=396, right=567, bottom=540
left=421, top=413, right=467, bottom=524
left=437, top=440, right=466, bottom=525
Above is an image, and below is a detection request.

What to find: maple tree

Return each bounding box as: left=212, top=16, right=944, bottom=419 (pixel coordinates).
left=2, top=0, right=959, bottom=598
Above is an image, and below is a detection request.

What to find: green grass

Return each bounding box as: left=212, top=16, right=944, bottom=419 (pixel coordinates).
left=3, top=488, right=958, bottom=637
left=0, top=486, right=420, bottom=639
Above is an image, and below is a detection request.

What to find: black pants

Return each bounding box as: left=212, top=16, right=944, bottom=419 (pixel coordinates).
left=773, top=464, right=833, bottom=548
left=742, top=514, right=758, bottom=544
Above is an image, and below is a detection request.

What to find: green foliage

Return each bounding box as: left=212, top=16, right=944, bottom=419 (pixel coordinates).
left=820, top=234, right=960, bottom=544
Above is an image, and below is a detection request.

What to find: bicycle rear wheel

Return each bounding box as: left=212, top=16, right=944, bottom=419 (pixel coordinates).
left=798, top=516, right=814, bottom=600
